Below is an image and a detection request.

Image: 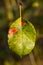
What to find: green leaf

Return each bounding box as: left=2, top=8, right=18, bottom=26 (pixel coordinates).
left=8, top=17, right=36, bottom=57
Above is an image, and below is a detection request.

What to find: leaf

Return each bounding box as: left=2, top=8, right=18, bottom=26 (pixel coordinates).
left=8, top=17, right=36, bottom=57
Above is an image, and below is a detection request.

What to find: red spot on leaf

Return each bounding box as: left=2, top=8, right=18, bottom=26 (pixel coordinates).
left=21, top=22, right=26, bottom=26
left=9, top=28, right=18, bottom=35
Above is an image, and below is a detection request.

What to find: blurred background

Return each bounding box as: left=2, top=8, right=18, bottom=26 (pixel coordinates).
left=0, top=0, right=43, bottom=65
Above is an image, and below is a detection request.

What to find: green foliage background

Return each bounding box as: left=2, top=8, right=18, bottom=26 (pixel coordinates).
left=0, top=0, right=43, bottom=65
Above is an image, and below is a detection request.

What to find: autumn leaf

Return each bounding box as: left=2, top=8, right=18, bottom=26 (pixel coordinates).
left=8, top=17, right=36, bottom=57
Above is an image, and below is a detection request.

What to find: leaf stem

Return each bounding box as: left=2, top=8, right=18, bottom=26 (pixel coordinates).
left=19, top=5, right=22, bottom=22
